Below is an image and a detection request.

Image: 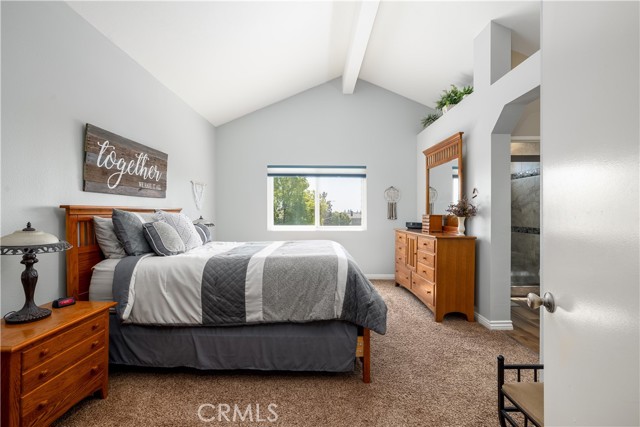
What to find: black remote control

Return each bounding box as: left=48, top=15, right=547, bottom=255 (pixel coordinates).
left=53, top=297, right=76, bottom=308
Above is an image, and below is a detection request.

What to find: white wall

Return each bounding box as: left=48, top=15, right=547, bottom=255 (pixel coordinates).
left=417, top=21, right=540, bottom=327
left=216, top=78, right=428, bottom=275
left=1, top=2, right=216, bottom=314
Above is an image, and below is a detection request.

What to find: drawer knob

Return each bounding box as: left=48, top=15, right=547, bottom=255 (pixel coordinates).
left=39, top=349, right=49, bottom=358
left=427, top=291, right=432, bottom=294
left=37, top=400, right=48, bottom=410
left=91, top=340, right=99, bottom=348
left=90, top=366, right=99, bottom=375
left=92, top=323, right=99, bottom=330
left=38, top=369, right=48, bottom=379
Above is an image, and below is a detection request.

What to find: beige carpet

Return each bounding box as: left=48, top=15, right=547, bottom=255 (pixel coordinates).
left=55, top=281, right=538, bottom=427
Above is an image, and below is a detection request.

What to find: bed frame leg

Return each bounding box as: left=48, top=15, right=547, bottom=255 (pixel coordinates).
left=359, top=328, right=371, bottom=383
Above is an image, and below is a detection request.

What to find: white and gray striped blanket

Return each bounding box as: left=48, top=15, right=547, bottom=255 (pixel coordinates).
left=113, top=241, right=387, bottom=334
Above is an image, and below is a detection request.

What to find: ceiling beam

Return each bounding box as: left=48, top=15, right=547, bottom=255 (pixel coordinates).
left=342, top=0, right=380, bottom=94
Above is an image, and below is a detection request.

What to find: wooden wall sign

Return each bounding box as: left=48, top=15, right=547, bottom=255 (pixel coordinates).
left=83, top=124, right=168, bottom=198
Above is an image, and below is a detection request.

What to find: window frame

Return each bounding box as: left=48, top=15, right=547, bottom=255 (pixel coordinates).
left=266, top=166, right=367, bottom=232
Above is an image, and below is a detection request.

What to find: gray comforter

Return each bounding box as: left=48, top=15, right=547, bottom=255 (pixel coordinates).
left=113, top=241, right=387, bottom=334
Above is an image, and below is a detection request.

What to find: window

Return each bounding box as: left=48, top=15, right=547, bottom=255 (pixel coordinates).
left=267, top=165, right=366, bottom=230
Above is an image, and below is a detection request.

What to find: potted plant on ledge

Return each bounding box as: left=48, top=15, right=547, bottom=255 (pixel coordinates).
left=436, top=84, right=473, bottom=113
left=446, top=190, right=478, bottom=235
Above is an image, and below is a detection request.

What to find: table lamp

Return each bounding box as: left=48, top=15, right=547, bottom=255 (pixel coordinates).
left=0, top=222, right=71, bottom=324
left=193, top=216, right=215, bottom=227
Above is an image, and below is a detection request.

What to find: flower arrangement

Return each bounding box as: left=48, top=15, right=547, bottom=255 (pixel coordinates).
left=446, top=189, right=479, bottom=218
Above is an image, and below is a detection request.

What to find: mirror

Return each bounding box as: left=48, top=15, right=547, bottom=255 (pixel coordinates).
left=424, top=132, right=463, bottom=215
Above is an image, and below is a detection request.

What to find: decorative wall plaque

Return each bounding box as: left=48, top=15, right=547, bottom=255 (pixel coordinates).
left=83, top=124, right=168, bottom=198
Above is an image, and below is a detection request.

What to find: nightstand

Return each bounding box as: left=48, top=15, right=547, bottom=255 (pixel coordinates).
left=1, top=301, right=116, bottom=427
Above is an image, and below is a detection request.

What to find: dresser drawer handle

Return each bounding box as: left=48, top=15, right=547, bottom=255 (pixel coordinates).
left=427, top=291, right=432, bottom=294
left=92, top=323, right=100, bottom=331
left=90, top=366, right=99, bottom=375
left=37, top=400, right=48, bottom=410
left=91, top=340, right=100, bottom=348
left=38, top=369, right=49, bottom=379
left=39, top=349, right=49, bottom=358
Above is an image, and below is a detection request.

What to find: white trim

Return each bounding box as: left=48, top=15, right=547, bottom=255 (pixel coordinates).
left=366, top=274, right=395, bottom=280
left=475, top=312, right=514, bottom=330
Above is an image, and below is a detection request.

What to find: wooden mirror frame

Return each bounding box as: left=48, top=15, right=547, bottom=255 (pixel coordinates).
left=423, top=132, right=464, bottom=215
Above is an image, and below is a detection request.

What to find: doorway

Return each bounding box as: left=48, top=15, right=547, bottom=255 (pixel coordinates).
left=506, top=99, right=540, bottom=353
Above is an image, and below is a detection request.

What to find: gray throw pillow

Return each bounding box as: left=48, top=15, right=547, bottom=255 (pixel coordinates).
left=155, top=210, right=202, bottom=251
left=93, top=216, right=126, bottom=259
left=112, top=209, right=155, bottom=256
left=143, top=222, right=186, bottom=256
left=193, top=223, right=212, bottom=244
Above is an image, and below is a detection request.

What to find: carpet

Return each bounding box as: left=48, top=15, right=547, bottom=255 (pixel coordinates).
left=55, top=281, right=538, bottom=426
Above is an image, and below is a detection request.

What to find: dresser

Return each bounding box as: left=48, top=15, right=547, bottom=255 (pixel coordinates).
left=395, top=229, right=476, bottom=322
left=1, top=301, right=116, bottom=427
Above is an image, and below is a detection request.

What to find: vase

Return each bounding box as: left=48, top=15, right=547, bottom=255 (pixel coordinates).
left=457, top=217, right=466, bottom=235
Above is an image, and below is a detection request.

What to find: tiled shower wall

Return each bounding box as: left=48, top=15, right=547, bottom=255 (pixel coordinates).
left=511, top=162, right=540, bottom=286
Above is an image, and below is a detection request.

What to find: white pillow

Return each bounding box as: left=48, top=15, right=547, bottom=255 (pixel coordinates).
left=93, top=216, right=126, bottom=259
left=155, top=211, right=202, bottom=251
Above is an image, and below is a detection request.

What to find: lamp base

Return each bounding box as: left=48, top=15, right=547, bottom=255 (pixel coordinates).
left=4, top=301, right=51, bottom=324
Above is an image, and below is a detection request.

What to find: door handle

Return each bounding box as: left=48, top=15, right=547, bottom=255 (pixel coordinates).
left=527, top=292, right=556, bottom=313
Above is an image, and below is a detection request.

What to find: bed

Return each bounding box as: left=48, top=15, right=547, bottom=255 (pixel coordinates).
left=60, top=205, right=386, bottom=383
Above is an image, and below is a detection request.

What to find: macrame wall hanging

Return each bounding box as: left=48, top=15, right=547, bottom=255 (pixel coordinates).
left=191, top=181, right=207, bottom=211
left=384, top=186, right=400, bottom=220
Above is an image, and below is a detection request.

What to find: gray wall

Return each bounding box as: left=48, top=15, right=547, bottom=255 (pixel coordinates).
left=1, top=2, right=216, bottom=314
left=216, top=78, right=428, bottom=275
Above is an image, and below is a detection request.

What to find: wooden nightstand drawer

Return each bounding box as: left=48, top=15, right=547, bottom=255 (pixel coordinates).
left=395, top=231, right=406, bottom=244
left=2, top=301, right=116, bottom=427
left=22, top=331, right=105, bottom=395
left=416, top=262, right=435, bottom=282
left=22, top=313, right=106, bottom=372
left=417, top=250, right=435, bottom=268
left=411, top=273, right=435, bottom=307
left=21, top=351, right=105, bottom=427
left=417, top=236, right=436, bottom=253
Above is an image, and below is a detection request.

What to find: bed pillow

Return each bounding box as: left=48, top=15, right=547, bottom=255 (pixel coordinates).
left=93, top=216, right=126, bottom=259
left=155, top=210, right=202, bottom=251
left=111, top=209, right=155, bottom=256
left=193, top=223, right=212, bottom=244
left=143, top=222, right=186, bottom=256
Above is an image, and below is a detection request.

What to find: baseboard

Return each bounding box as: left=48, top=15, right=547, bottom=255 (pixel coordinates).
left=366, top=274, right=395, bottom=280
left=475, top=312, right=514, bottom=330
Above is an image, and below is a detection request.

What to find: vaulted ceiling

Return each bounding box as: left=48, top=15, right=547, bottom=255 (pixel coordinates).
left=68, top=1, right=540, bottom=127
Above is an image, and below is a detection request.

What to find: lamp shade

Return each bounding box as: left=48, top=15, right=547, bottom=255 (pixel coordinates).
left=0, top=222, right=71, bottom=255
left=193, top=216, right=215, bottom=227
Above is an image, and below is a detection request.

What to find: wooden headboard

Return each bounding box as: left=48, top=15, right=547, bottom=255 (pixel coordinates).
left=59, top=205, right=181, bottom=300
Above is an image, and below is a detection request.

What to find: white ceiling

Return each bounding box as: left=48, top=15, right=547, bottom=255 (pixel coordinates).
left=68, top=1, right=540, bottom=127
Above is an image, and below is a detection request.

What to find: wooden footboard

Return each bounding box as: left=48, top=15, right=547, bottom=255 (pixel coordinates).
left=356, top=328, right=371, bottom=383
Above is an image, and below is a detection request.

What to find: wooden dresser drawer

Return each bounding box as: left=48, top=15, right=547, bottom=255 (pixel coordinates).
left=22, top=313, right=106, bottom=372
left=395, top=242, right=406, bottom=264
left=22, top=331, right=105, bottom=395
left=21, top=351, right=105, bottom=427
left=417, top=236, right=436, bottom=253
left=395, top=231, right=407, bottom=245
left=411, top=273, right=435, bottom=307
left=416, top=262, right=435, bottom=282
left=395, top=262, right=411, bottom=288
left=417, top=250, right=435, bottom=268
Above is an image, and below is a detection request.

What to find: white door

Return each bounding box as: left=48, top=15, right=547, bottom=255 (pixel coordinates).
left=541, top=1, right=639, bottom=425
